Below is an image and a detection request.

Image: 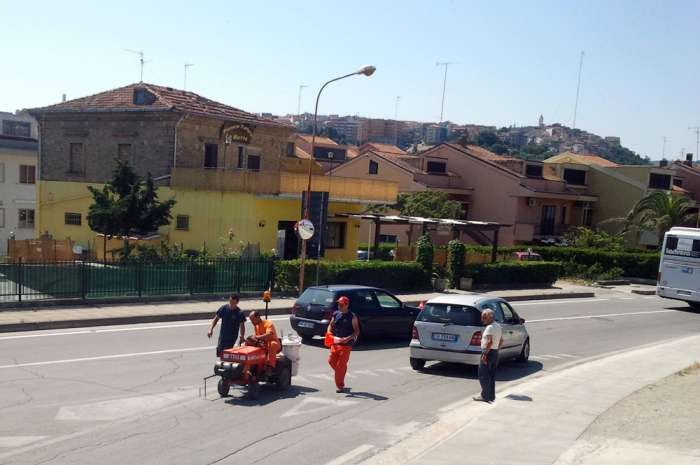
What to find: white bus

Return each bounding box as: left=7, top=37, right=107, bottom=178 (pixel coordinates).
left=657, top=227, right=700, bottom=308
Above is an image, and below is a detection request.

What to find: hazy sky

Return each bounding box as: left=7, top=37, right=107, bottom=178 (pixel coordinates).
left=3, top=0, right=699, bottom=160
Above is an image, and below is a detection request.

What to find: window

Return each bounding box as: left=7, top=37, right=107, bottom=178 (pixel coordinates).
left=525, top=164, right=543, bottom=177
left=204, top=143, right=218, bottom=168
left=286, top=142, right=295, bottom=157
left=374, top=290, right=401, bottom=309
left=19, top=209, right=35, bottom=228
left=247, top=155, right=260, bottom=171
left=498, top=302, right=516, bottom=323
left=19, top=165, right=36, bottom=184
left=2, top=121, right=30, bottom=137
left=69, top=143, right=85, bottom=173
left=237, top=146, right=244, bottom=168
left=649, top=173, right=671, bottom=189
left=176, top=215, right=190, bottom=230
left=65, top=213, right=82, bottom=225
left=369, top=160, right=378, bottom=175
left=0, top=208, right=4, bottom=228
left=118, top=144, right=133, bottom=162
left=563, top=168, right=586, bottom=185
left=426, top=161, right=447, bottom=174
left=560, top=206, right=567, bottom=225
left=673, top=178, right=684, bottom=188
left=379, top=234, right=398, bottom=243
left=0, top=163, right=5, bottom=183
left=325, top=222, right=346, bottom=249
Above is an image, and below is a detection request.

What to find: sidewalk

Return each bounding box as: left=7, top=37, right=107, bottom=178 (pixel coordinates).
left=0, top=281, right=603, bottom=333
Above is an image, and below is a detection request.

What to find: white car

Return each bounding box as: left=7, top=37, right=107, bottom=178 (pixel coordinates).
left=409, top=295, right=530, bottom=370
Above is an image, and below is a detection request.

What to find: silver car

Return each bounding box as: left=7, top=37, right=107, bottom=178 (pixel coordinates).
left=409, top=295, right=530, bottom=370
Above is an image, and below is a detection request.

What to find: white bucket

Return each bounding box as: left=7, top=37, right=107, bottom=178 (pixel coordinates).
left=281, top=332, right=302, bottom=376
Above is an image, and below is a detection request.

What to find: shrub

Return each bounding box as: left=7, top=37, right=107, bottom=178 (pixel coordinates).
left=447, top=239, right=466, bottom=287
left=416, top=234, right=435, bottom=275
left=466, top=261, right=561, bottom=285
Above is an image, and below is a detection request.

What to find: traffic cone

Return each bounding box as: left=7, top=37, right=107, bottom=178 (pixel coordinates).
left=419, top=301, right=424, bottom=309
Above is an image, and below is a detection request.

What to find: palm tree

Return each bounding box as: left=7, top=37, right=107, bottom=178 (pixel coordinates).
left=601, top=191, right=697, bottom=247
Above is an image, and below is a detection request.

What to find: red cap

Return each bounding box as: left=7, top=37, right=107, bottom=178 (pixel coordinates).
left=335, top=296, right=349, bottom=305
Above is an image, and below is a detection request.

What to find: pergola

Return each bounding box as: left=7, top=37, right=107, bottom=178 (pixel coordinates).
left=327, top=213, right=511, bottom=262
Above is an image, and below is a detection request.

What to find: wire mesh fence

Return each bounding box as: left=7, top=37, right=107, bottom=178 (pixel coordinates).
left=0, top=257, right=275, bottom=303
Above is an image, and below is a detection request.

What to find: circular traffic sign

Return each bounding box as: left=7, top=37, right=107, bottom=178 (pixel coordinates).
left=294, top=219, right=315, bottom=240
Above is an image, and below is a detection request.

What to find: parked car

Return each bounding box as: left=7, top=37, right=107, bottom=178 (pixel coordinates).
left=409, top=295, right=530, bottom=370
left=357, top=250, right=369, bottom=260
left=290, top=285, right=421, bottom=343
left=510, top=251, right=542, bottom=261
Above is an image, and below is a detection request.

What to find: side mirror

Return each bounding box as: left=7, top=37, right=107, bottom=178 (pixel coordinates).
left=519, top=318, right=525, bottom=324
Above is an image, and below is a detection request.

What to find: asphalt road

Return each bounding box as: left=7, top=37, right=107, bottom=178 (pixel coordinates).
left=1, top=293, right=698, bottom=465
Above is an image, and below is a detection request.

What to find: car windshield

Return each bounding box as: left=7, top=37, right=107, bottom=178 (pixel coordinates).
left=297, top=289, right=335, bottom=306
left=416, top=304, right=482, bottom=326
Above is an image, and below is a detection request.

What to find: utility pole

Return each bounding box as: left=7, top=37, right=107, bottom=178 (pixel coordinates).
left=573, top=51, right=585, bottom=130
left=297, top=85, right=308, bottom=117
left=662, top=136, right=667, bottom=159
left=394, top=96, right=401, bottom=146
left=689, top=126, right=700, bottom=163
left=184, top=63, right=194, bottom=90
left=436, top=62, right=458, bottom=123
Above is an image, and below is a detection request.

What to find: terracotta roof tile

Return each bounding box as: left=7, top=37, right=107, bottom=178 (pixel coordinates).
left=28, top=82, right=291, bottom=129
left=294, top=134, right=339, bottom=147
left=358, top=142, right=406, bottom=155
left=573, top=153, right=618, bottom=167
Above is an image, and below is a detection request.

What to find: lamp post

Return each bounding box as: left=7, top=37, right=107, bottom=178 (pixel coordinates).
left=298, top=65, right=376, bottom=295
left=327, top=151, right=334, bottom=177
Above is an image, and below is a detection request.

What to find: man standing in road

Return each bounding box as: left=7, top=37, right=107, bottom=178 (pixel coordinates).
left=474, top=308, right=503, bottom=402
left=207, top=294, right=246, bottom=357
left=247, top=311, right=281, bottom=377
left=327, top=296, right=360, bottom=393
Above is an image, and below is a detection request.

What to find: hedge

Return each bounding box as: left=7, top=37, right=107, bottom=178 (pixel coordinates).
left=466, top=261, right=562, bottom=285
left=274, top=260, right=431, bottom=292
left=358, top=243, right=396, bottom=261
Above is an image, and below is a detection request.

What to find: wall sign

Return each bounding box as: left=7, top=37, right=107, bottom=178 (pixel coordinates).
left=223, top=124, right=254, bottom=144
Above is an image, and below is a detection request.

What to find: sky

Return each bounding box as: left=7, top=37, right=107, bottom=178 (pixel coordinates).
left=3, top=0, right=699, bottom=160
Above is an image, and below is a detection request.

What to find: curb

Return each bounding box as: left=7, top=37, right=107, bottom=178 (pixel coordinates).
left=631, top=289, right=657, bottom=295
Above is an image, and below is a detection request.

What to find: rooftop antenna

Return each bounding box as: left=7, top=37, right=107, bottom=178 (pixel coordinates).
left=689, top=126, right=700, bottom=162
left=572, top=51, right=585, bottom=129
left=184, top=63, right=194, bottom=90
left=436, top=62, right=459, bottom=123
left=297, top=85, right=307, bottom=117
left=662, top=136, right=669, bottom=159
left=124, top=49, right=151, bottom=82
left=394, top=96, right=402, bottom=145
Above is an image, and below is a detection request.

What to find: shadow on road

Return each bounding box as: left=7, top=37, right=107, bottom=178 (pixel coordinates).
left=223, top=384, right=319, bottom=406
left=412, top=359, right=543, bottom=382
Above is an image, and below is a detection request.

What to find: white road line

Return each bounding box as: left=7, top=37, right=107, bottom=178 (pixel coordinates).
left=543, top=355, right=565, bottom=359
left=0, top=346, right=214, bottom=369
left=555, top=354, right=579, bottom=358
left=354, top=370, right=379, bottom=377
left=643, top=296, right=657, bottom=299
left=620, top=298, right=635, bottom=300
left=325, top=444, right=374, bottom=465
left=513, top=298, right=609, bottom=306
left=528, top=309, right=675, bottom=323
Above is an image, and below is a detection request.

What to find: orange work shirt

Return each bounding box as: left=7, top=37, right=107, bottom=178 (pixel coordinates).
left=254, top=320, right=280, bottom=344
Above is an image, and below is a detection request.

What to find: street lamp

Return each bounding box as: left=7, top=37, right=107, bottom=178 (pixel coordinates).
left=298, top=65, right=376, bottom=294
left=327, top=151, right=335, bottom=177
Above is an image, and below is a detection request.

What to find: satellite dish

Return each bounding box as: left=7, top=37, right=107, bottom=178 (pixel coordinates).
left=295, top=219, right=315, bottom=240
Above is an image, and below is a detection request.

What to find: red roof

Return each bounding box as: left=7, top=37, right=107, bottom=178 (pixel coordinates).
left=28, top=82, right=291, bottom=129
left=574, top=153, right=618, bottom=167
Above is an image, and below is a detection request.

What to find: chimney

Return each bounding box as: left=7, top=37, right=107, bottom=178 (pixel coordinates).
left=659, top=158, right=668, bottom=167
left=62, top=94, right=66, bottom=102
left=684, top=153, right=693, bottom=166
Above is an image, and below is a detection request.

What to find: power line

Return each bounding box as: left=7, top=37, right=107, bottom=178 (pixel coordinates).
left=573, top=51, right=585, bottom=129
left=436, top=62, right=459, bottom=123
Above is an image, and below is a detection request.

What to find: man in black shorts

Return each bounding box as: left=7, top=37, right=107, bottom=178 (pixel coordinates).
left=207, top=294, right=247, bottom=357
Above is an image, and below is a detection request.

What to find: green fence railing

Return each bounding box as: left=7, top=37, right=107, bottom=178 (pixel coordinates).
left=0, top=257, right=275, bottom=302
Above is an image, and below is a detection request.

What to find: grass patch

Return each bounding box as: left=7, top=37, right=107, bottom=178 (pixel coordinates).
left=676, top=361, right=700, bottom=376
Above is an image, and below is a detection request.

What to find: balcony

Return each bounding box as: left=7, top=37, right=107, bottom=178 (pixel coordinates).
left=170, top=167, right=398, bottom=203
left=413, top=173, right=471, bottom=189
left=514, top=222, right=572, bottom=242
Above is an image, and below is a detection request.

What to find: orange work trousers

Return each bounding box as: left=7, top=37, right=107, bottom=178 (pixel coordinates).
left=262, top=340, right=280, bottom=368
left=328, top=344, right=353, bottom=389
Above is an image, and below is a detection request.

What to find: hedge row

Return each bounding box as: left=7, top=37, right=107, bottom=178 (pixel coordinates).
left=466, top=261, right=562, bottom=285
left=274, top=260, right=431, bottom=292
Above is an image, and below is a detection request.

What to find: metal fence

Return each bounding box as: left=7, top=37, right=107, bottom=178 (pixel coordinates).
left=0, top=258, right=275, bottom=303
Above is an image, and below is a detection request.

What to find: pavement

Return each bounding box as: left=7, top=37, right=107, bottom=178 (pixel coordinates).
left=2, top=280, right=699, bottom=464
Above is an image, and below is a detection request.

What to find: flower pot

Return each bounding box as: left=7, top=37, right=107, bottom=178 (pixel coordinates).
left=433, top=278, right=447, bottom=292
left=459, top=277, right=473, bottom=290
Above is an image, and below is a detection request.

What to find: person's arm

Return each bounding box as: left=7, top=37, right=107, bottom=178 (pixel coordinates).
left=480, top=333, right=493, bottom=364
left=342, top=316, right=360, bottom=344
left=238, top=322, right=246, bottom=345
left=207, top=315, right=220, bottom=338
left=251, top=322, right=274, bottom=342
left=327, top=317, right=335, bottom=335
left=498, top=336, right=503, bottom=350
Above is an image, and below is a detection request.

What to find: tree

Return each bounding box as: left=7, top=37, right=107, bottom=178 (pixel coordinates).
left=471, top=130, right=500, bottom=147
left=87, top=159, right=176, bottom=259
left=601, top=191, right=696, bottom=247
left=393, top=190, right=465, bottom=219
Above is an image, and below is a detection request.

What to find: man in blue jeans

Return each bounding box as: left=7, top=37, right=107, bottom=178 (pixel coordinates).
left=207, top=294, right=247, bottom=357
left=474, top=308, right=503, bottom=402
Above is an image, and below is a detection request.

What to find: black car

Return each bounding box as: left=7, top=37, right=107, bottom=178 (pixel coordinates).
left=290, top=285, right=421, bottom=342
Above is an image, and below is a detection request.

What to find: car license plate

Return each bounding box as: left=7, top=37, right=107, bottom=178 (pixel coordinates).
left=431, top=333, right=457, bottom=342
left=298, top=321, right=314, bottom=329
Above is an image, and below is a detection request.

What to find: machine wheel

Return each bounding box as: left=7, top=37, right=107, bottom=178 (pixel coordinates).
left=275, top=367, right=292, bottom=391
left=248, top=381, right=262, bottom=400
left=516, top=338, right=530, bottom=363
left=217, top=378, right=230, bottom=397
left=410, top=357, right=426, bottom=370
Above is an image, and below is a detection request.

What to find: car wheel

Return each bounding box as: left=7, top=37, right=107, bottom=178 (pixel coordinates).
left=275, top=367, right=292, bottom=391
left=300, top=335, right=314, bottom=344
left=410, top=357, right=426, bottom=370
left=688, top=301, right=700, bottom=309
left=516, top=338, right=530, bottom=363
left=248, top=381, right=262, bottom=400
left=217, top=378, right=230, bottom=397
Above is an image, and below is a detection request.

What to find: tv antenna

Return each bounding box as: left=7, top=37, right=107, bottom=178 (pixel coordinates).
left=394, top=96, right=402, bottom=145
left=297, top=85, right=307, bottom=116
left=662, top=136, right=670, bottom=159
left=573, top=51, right=585, bottom=129
left=125, top=49, right=151, bottom=82
left=689, top=126, right=700, bottom=161
left=184, top=63, right=194, bottom=90
left=436, top=62, right=459, bottom=123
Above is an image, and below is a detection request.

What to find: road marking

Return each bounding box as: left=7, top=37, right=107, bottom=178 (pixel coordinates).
left=0, top=436, right=48, bottom=447
left=308, top=374, right=334, bottom=381
left=353, top=370, right=379, bottom=376
left=326, top=444, right=374, bottom=465
left=281, top=397, right=358, bottom=418
left=0, top=346, right=214, bottom=370
left=555, top=354, right=578, bottom=358
left=643, top=296, right=657, bottom=299
left=376, top=368, right=401, bottom=375
left=541, top=354, right=565, bottom=359
left=527, top=309, right=675, bottom=323
left=55, top=390, right=198, bottom=421
left=513, top=298, right=609, bottom=306
left=620, top=298, right=635, bottom=300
